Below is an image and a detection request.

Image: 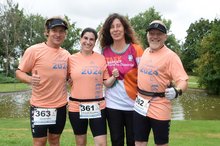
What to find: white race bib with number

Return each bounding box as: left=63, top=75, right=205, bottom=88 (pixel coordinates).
left=33, top=108, right=57, bottom=125
left=79, top=102, right=101, bottom=119
left=134, top=95, right=150, bottom=116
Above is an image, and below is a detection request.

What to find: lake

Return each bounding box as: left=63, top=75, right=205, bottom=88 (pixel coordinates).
left=0, top=89, right=220, bottom=120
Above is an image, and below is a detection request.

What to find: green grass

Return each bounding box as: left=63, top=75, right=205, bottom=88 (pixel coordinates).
left=0, top=118, right=219, bottom=146
left=188, top=76, right=200, bottom=89
left=0, top=83, right=31, bottom=92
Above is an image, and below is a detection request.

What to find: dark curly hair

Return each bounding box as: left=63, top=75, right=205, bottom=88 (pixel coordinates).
left=99, top=13, right=140, bottom=49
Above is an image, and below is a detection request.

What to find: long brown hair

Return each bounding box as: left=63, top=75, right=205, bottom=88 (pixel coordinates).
left=99, top=13, right=140, bottom=49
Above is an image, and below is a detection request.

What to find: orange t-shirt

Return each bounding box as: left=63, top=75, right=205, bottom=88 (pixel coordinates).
left=68, top=52, right=109, bottom=112
left=138, top=45, right=188, bottom=120
left=18, top=43, right=70, bottom=108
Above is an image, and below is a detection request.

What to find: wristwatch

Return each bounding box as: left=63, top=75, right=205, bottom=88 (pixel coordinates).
left=175, top=87, right=182, bottom=96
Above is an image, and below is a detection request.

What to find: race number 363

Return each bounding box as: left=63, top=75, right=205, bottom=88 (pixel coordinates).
left=33, top=108, right=57, bottom=125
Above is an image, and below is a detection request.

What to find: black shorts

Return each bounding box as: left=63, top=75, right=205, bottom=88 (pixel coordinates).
left=68, top=109, right=107, bottom=137
left=30, top=105, right=67, bottom=138
left=133, top=111, right=170, bottom=145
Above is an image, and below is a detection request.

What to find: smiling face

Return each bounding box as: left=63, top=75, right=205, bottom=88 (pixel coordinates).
left=147, top=29, right=167, bottom=51
left=109, top=18, right=125, bottom=42
left=80, top=32, right=96, bottom=55
left=46, top=26, right=67, bottom=48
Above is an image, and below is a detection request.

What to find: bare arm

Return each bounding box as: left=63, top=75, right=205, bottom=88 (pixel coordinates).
left=176, top=79, right=188, bottom=92
left=16, top=69, right=40, bottom=86
left=103, top=68, right=119, bottom=87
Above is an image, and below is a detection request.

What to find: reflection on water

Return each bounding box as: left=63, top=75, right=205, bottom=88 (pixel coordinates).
left=171, top=89, right=220, bottom=120
left=0, top=89, right=220, bottom=120
left=0, top=91, right=31, bottom=118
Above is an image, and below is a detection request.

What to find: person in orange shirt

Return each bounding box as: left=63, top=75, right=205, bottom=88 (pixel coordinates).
left=68, top=27, right=118, bottom=146
left=16, top=16, right=70, bottom=146
left=99, top=13, right=143, bottom=146
left=134, top=20, right=189, bottom=146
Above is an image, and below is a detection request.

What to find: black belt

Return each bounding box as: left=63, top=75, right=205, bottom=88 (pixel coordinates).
left=137, top=87, right=165, bottom=97
left=69, top=97, right=105, bottom=102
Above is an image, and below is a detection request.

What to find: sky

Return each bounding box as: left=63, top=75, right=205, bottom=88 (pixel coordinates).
left=1, top=0, right=220, bottom=41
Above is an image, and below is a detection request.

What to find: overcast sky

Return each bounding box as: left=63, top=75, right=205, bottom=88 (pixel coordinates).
left=1, top=0, right=220, bottom=41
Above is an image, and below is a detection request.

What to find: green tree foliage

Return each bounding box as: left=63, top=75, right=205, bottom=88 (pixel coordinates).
left=18, top=14, right=46, bottom=55
left=62, top=16, right=81, bottom=54
left=195, top=19, right=220, bottom=95
left=130, top=7, right=180, bottom=54
left=0, top=0, right=81, bottom=77
left=182, top=18, right=211, bottom=73
left=0, top=0, right=24, bottom=76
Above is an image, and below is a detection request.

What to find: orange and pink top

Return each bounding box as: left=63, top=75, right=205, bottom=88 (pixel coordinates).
left=103, top=43, right=143, bottom=111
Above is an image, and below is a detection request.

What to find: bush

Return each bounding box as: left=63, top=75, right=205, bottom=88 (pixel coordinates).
left=0, top=73, right=20, bottom=83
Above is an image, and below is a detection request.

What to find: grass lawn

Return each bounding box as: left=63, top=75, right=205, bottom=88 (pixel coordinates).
left=0, top=83, right=31, bottom=92
left=0, top=118, right=219, bottom=146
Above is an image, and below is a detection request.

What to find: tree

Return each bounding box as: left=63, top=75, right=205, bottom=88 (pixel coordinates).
left=0, top=0, right=25, bottom=76
left=0, top=1, right=81, bottom=77
left=130, top=7, right=180, bottom=54
left=195, top=18, right=220, bottom=95
left=18, top=14, right=46, bottom=55
left=182, top=18, right=211, bottom=73
left=62, top=15, right=81, bottom=54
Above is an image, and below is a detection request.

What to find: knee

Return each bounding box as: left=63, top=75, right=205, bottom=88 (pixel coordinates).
left=48, top=134, right=60, bottom=145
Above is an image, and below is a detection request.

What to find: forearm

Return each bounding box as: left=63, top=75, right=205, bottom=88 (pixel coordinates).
left=176, top=80, right=188, bottom=92
left=15, top=70, right=32, bottom=84
left=103, top=76, right=117, bottom=87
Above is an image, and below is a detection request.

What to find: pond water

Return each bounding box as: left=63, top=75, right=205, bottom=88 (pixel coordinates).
left=0, top=89, right=220, bottom=120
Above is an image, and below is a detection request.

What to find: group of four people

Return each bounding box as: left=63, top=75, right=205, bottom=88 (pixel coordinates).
left=16, top=13, right=188, bottom=146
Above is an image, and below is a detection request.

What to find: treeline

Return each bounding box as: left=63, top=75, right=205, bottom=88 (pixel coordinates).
left=0, top=0, right=219, bottom=95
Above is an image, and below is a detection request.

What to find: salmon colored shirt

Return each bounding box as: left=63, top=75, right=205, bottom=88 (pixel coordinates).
left=138, top=45, right=188, bottom=120
left=18, top=43, right=70, bottom=108
left=68, top=52, right=109, bottom=112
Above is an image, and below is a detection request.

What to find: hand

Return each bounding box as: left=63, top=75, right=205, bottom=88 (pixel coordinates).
left=112, top=68, right=119, bottom=78
left=32, top=70, right=40, bottom=87
left=165, top=87, right=178, bottom=100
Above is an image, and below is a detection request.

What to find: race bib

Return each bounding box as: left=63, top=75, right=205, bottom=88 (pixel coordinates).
left=79, top=102, right=101, bottom=119
left=134, top=95, right=150, bottom=116
left=33, top=108, right=57, bottom=125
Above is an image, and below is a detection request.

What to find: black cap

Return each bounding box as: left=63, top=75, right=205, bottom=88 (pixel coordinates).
left=46, top=18, right=68, bottom=30
left=146, top=22, right=167, bottom=34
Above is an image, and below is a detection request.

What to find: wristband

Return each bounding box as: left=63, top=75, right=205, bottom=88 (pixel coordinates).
left=175, top=87, right=182, bottom=96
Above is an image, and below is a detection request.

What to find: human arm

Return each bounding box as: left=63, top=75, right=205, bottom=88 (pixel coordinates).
left=16, top=69, right=40, bottom=87
left=165, top=80, right=188, bottom=100
left=103, top=68, right=119, bottom=87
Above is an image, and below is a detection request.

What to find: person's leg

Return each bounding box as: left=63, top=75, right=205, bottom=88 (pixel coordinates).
left=48, top=105, right=67, bottom=146
left=90, top=109, right=107, bottom=146
left=30, top=106, right=48, bottom=146
left=48, top=133, right=61, bottom=146
left=33, top=137, right=47, bottom=146
left=133, top=111, right=151, bottom=146
left=124, top=110, right=135, bottom=146
left=106, top=108, right=124, bottom=146
left=94, top=135, right=107, bottom=146
left=75, top=134, right=87, bottom=146
left=69, top=111, right=88, bottom=146
left=151, top=118, right=170, bottom=146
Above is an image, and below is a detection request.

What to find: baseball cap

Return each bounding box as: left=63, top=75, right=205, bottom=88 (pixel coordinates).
left=46, top=18, right=68, bottom=30
left=146, top=21, right=167, bottom=34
